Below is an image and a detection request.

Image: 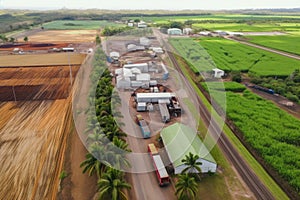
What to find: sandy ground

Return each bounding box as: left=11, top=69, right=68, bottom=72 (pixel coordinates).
left=23, top=30, right=98, bottom=43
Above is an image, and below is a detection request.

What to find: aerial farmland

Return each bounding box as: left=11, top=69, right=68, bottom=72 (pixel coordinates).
left=0, top=6, right=300, bottom=200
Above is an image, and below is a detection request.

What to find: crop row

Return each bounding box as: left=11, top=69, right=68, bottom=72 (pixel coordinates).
left=170, top=37, right=300, bottom=76
left=204, top=84, right=300, bottom=194
left=245, top=34, right=300, bottom=55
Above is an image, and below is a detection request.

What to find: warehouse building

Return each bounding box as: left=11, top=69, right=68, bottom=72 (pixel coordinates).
left=167, top=28, right=183, bottom=35
left=136, top=93, right=175, bottom=103
left=160, top=123, right=217, bottom=174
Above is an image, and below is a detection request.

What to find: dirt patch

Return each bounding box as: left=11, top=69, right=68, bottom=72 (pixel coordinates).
left=24, top=30, right=98, bottom=43
left=0, top=42, right=71, bottom=51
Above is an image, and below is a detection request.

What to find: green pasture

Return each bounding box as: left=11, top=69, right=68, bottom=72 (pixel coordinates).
left=245, top=33, right=300, bottom=55
left=43, top=20, right=124, bottom=30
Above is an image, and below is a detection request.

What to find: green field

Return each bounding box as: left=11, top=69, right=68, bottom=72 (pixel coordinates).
left=136, top=14, right=300, bottom=24
left=245, top=33, right=300, bottom=55
left=192, top=22, right=300, bottom=32
left=43, top=20, right=124, bottom=30
left=170, top=37, right=300, bottom=76
left=203, top=84, right=300, bottom=195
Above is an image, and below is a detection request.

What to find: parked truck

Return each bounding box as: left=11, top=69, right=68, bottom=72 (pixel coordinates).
left=148, top=143, right=170, bottom=186
left=136, top=115, right=151, bottom=138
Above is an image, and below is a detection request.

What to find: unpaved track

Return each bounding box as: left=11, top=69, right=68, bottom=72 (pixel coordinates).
left=226, top=37, right=300, bottom=61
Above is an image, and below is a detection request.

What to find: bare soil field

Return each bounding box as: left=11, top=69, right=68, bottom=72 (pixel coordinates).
left=0, top=53, right=87, bottom=199
left=0, top=53, right=86, bottom=67
left=23, top=30, right=97, bottom=43
left=0, top=42, right=71, bottom=51
left=0, top=66, right=80, bottom=101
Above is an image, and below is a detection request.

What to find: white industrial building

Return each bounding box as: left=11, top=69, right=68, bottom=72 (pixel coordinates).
left=136, top=93, right=175, bottom=103
left=212, top=68, right=225, bottom=78
left=123, top=63, right=149, bottom=73
left=161, top=123, right=217, bottom=174
left=127, top=44, right=146, bottom=52
left=140, top=37, right=151, bottom=46
left=167, top=28, right=183, bottom=35
left=137, top=22, right=148, bottom=28
left=183, top=28, right=193, bottom=35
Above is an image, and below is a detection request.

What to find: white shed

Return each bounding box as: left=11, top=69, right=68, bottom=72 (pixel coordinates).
left=124, top=63, right=149, bottom=73
left=116, top=76, right=131, bottom=89
left=167, top=28, right=183, bottom=35
left=183, top=28, right=193, bottom=35
left=212, top=68, right=225, bottom=78
left=161, top=123, right=217, bottom=174
left=136, top=73, right=150, bottom=82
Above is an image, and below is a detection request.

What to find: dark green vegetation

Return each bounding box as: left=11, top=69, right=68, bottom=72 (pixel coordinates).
left=202, top=81, right=246, bottom=92
left=246, top=34, right=300, bottom=55
left=170, top=37, right=300, bottom=76
left=202, top=82, right=300, bottom=195
left=80, top=47, right=131, bottom=200
left=101, top=26, right=134, bottom=36
left=251, top=69, right=300, bottom=103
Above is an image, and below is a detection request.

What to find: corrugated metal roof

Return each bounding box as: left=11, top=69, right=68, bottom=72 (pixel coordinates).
left=160, top=123, right=216, bottom=168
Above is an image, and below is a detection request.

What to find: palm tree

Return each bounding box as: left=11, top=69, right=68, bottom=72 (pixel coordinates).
left=181, top=152, right=202, bottom=174
left=175, top=174, right=198, bottom=200
left=98, top=168, right=131, bottom=200
left=80, top=153, right=105, bottom=178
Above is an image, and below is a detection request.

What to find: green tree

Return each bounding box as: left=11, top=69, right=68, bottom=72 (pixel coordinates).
left=96, top=35, right=101, bottom=45
left=24, top=36, right=28, bottom=42
left=98, top=168, right=131, bottom=200
left=9, top=37, right=15, bottom=43
left=181, top=152, right=202, bottom=174
left=80, top=153, right=106, bottom=178
left=175, top=174, right=198, bottom=200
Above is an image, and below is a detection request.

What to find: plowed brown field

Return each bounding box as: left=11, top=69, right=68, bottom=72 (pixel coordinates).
left=0, top=54, right=86, bottom=200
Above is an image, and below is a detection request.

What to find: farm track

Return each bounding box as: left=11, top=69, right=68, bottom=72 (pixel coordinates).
left=165, top=43, right=275, bottom=199
left=226, top=37, right=300, bottom=61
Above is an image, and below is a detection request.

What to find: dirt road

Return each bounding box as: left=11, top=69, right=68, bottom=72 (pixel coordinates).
left=226, top=37, right=300, bottom=61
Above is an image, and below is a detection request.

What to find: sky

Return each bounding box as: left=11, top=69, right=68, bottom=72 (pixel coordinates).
left=0, top=0, right=299, bottom=10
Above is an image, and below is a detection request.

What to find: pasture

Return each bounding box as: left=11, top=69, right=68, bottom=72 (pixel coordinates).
left=170, top=37, right=300, bottom=76
left=43, top=20, right=124, bottom=30
left=245, top=33, right=300, bottom=55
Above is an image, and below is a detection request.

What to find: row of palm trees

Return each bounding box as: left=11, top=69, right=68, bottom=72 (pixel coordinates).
left=80, top=47, right=132, bottom=200
left=175, top=152, right=202, bottom=200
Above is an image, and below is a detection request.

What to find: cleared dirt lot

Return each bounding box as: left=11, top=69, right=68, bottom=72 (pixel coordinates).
left=0, top=53, right=86, bottom=67
left=22, top=30, right=98, bottom=43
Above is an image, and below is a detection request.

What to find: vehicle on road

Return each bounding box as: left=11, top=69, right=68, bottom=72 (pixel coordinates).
left=136, top=114, right=151, bottom=138
left=148, top=143, right=170, bottom=186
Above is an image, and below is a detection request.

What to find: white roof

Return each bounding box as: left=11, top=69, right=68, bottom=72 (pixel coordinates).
left=137, top=102, right=147, bottom=106
left=212, top=68, right=224, bottom=72
left=124, top=63, right=148, bottom=68
left=110, top=51, right=120, bottom=58
left=136, top=73, right=150, bottom=81
left=123, top=68, right=134, bottom=77
left=153, top=155, right=169, bottom=178
left=168, top=28, right=182, bottom=31
left=131, top=68, right=141, bottom=74
left=115, top=68, right=123, bottom=75
left=137, top=93, right=174, bottom=99
left=117, top=76, right=130, bottom=82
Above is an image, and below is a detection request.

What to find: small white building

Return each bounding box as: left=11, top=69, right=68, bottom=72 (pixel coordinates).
left=214, top=30, right=228, bottom=36
left=150, top=47, right=164, bottom=54
left=212, top=68, right=225, bottom=78
left=127, top=44, right=146, bottom=52
left=109, top=51, right=120, bottom=61
left=136, top=73, right=151, bottom=82
left=199, top=31, right=212, bottom=36
left=183, top=28, right=193, bottom=35
left=137, top=22, right=148, bottom=28
left=167, top=28, right=182, bottom=35
left=226, top=31, right=244, bottom=36
left=128, top=22, right=134, bottom=27
left=116, top=76, right=131, bottom=89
